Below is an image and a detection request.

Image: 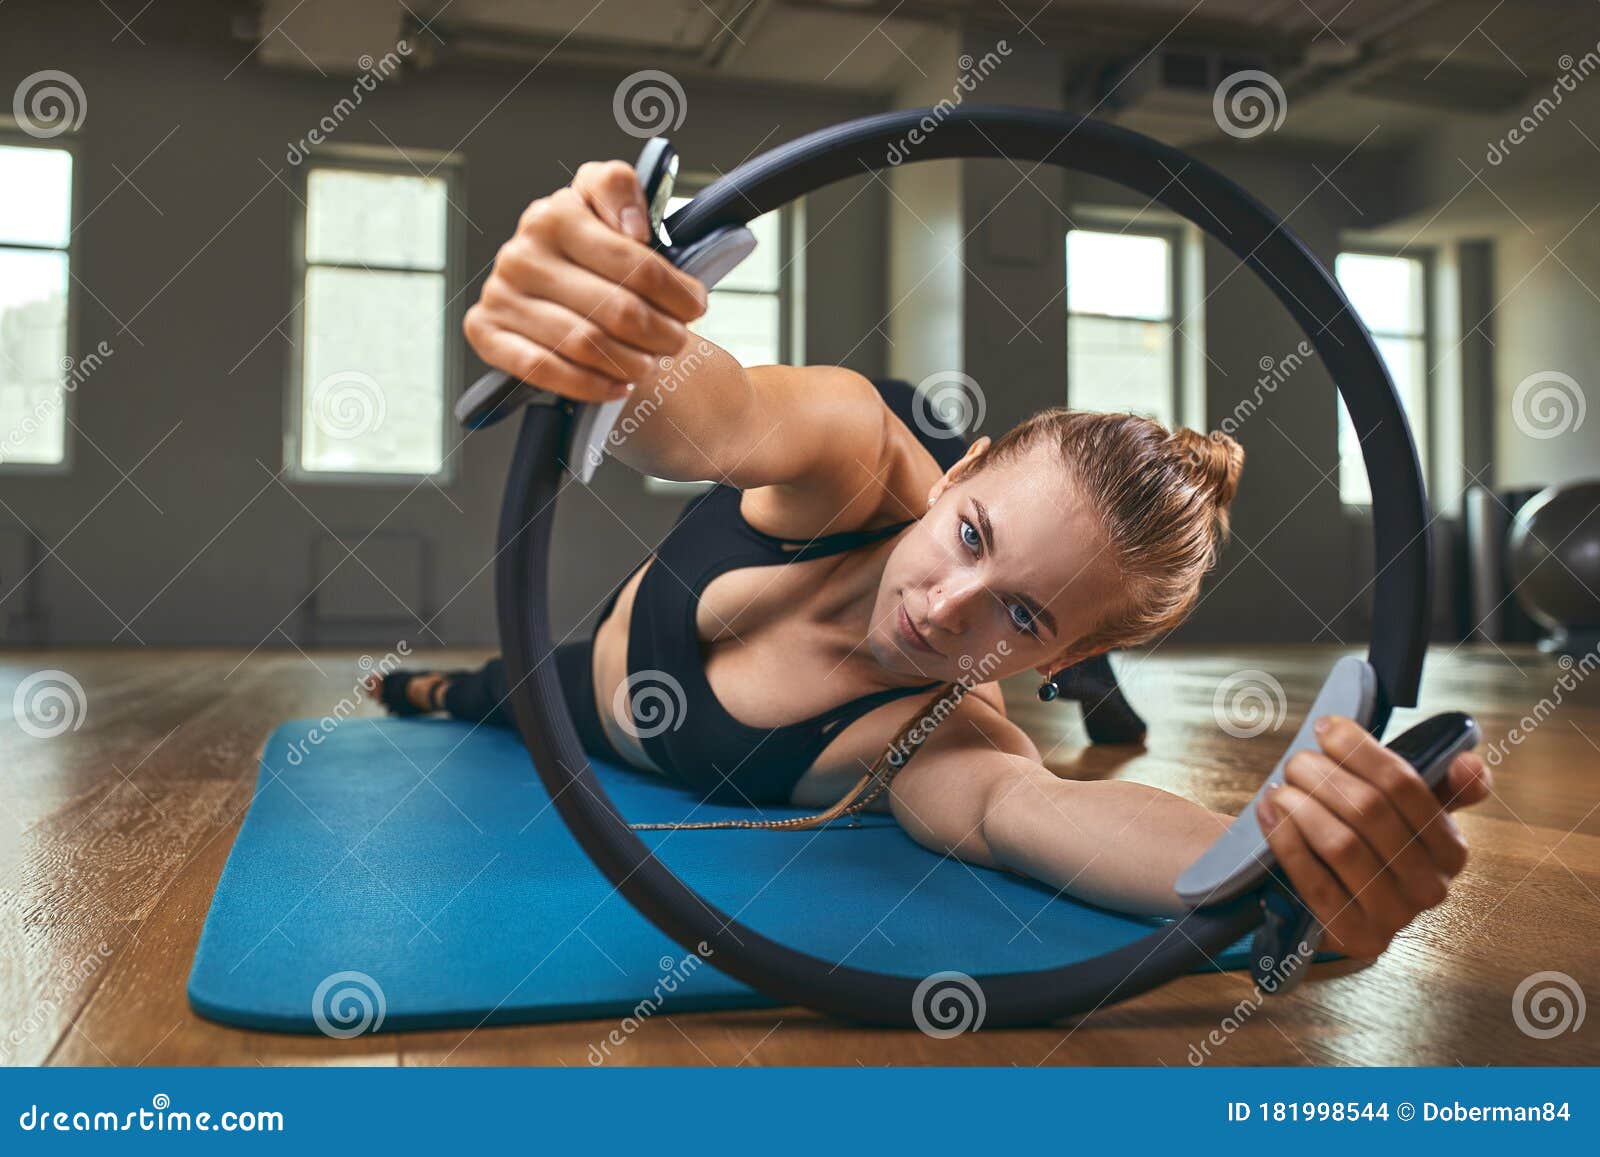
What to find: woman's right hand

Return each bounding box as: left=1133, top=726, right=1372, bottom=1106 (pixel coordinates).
left=464, top=160, right=709, bottom=403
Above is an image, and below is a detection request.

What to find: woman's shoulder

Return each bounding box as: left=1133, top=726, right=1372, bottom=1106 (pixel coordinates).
left=921, top=684, right=1036, bottom=759
left=739, top=364, right=940, bottom=539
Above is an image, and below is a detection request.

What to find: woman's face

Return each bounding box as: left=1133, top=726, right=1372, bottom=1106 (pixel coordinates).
left=869, top=439, right=1123, bottom=683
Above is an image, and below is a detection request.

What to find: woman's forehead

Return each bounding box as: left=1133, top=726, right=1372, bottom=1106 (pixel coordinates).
left=961, top=454, right=1112, bottom=588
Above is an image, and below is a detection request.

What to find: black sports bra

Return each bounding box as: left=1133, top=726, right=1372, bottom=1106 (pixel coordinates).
left=609, top=483, right=939, bottom=805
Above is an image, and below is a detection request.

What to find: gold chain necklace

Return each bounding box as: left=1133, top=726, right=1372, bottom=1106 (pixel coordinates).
left=629, top=679, right=967, bottom=831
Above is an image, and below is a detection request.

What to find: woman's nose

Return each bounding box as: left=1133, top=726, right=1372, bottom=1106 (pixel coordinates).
left=927, top=579, right=983, bottom=633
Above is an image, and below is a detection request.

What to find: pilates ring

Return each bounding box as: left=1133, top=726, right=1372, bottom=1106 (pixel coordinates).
left=478, top=106, right=1432, bottom=1027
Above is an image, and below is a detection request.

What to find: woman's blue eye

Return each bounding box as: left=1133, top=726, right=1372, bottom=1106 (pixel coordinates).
left=1008, top=603, right=1036, bottom=633
left=959, top=518, right=981, bottom=552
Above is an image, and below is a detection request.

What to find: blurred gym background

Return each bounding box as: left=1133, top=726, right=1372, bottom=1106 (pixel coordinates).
left=1, top=0, right=1596, bottom=656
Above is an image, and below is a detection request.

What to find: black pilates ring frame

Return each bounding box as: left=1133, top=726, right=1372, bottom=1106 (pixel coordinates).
left=490, top=106, right=1432, bottom=1027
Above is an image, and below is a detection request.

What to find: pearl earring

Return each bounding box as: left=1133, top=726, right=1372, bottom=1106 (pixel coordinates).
left=1037, top=675, right=1059, bottom=702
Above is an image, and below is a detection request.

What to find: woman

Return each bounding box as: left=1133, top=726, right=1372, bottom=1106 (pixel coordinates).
left=370, top=161, right=1491, bottom=962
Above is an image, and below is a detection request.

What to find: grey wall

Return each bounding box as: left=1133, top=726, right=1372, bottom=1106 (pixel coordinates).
left=1388, top=72, right=1600, bottom=494
left=6, top=0, right=1593, bottom=653
left=0, top=0, right=888, bottom=648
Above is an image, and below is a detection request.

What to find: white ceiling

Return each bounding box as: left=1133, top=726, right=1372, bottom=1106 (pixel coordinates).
left=242, top=0, right=1597, bottom=143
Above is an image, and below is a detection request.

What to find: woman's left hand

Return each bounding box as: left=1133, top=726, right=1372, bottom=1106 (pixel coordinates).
left=1257, top=715, right=1493, bottom=962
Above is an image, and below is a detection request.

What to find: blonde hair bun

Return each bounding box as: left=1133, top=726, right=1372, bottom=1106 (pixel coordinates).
left=1170, top=427, right=1244, bottom=510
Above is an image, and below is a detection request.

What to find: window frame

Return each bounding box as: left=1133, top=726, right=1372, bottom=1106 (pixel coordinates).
left=0, top=126, right=83, bottom=477
left=645, top=175, right=803, bottom=496
left=668, top=171, right=800, bottom=365
left=1064, top=216, right=1186, bottom=427
left=1334, top=245, right=1434, bottom=511
left=284, top=144, right=466, bottom=487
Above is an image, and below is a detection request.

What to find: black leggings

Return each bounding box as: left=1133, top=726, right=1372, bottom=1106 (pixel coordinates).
left=442, top=643, right=622, bottom=763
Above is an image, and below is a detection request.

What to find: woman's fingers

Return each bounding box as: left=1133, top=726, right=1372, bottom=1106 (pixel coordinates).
left=459, top=312, right=629, bottom=403
left=1312, top=717, right=1470, bottom=879
left=1260, top=797, right=1379, bottom=959
left=1282, top=749, right=1449, bottom=912
left=567, top=160, right=708, bottom=320
left=556, top=209, right=707, bottom=324
left=485, top=253, right=689, bottom=359
left=479, top=283, right=673, bottom=385
left=571, top=159, right=652, bottom=243
left=1439, top=751, right=1493, bottom=811
left=1267, top=783, right=1414, bottom=956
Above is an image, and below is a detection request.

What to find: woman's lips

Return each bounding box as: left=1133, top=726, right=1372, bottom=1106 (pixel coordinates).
left=897, top=604, right=938, bottom=655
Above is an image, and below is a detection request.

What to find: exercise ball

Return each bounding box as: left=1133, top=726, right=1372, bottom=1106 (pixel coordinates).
left=1507, top=480, right=1600, bottom=651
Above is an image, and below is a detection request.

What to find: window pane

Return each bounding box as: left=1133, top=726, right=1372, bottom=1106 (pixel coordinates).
left=1337, top=334, right=1426, bottom=506
left=0, top=145, right=72, bottom=248
left=1335, top=252, right=1423, bottom=335
left=0, top=248, right=69, bottom=465
left=1334, top=246, right=1430, bottom=506
left=667, top=194, right=781, bottom=291
left=1067, top=315, right=1174, bottom=425
left=1336, top=396, right=1370, bottom=507
left=300, top=267, right=444, bottom=474
left=1066, top=230, right=1170, bottom=320
left=305, top=169, right=447, bottom=270
left=690, top=291, right=780, bottom=368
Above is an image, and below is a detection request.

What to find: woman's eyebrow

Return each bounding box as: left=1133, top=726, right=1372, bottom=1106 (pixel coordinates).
left=973, top=497, right=1059, bottom=638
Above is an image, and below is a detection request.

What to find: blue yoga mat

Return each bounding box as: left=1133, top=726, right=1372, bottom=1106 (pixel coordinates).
left=190, top=718, right=1274, bottom=1033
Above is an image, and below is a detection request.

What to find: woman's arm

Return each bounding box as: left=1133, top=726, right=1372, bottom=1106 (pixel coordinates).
left=890, top=700, right=1491, bottom=961
left=887, top=702, right=1232, bottom=917
left=464, top=161, right=902, bottom=523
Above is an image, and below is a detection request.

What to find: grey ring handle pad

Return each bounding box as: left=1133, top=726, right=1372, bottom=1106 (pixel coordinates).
left=1175, top=656, right=1378, bottom=907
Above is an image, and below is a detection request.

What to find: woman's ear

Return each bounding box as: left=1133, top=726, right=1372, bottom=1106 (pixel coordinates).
left=926, top=435, right=992, bottom=508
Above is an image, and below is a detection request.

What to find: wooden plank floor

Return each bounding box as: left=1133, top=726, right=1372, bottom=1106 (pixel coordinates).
left=3, top=644, right=1596, bottom=1066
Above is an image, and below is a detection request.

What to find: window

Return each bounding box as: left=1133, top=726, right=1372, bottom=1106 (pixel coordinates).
left=290, top=158, right=460, bottom=479
left=1334, top=252, right=1428, bottom=507
left=1066, top=227, right=1179, bottom=427
left=644, top=189, right=800, bottom=494
left=665, top=190, right=795, bottom=366
left=0, top=142, right=74, bottom=468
